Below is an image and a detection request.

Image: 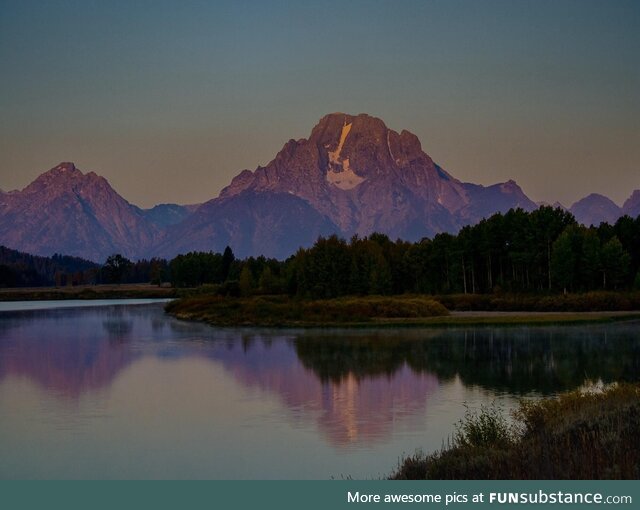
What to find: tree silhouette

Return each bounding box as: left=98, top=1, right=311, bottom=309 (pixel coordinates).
left=103, top=254, right=132, bottom=284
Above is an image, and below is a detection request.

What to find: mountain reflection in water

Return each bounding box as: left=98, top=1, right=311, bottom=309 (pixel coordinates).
left=1, top=304, right=639, bottom=450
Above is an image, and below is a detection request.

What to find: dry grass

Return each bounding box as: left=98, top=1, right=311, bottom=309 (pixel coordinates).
left=435, top=291, right=640, bottom=312
left=0, top=283, right=177, bottom=301
left=165, top=294, right=448, bottom=327
left=166, top=293, right=640, bottom=327
left=390, top=384, right=640, bottom=479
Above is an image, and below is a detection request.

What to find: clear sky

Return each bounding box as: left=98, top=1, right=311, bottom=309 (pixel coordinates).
left=1, top=0, right=638, bottom=208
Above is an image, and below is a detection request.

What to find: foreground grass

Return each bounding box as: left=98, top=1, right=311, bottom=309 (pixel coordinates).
left=0, top=283, right=178, bottom=301
left=390, top=384, right=640, bottom=479
left=165, top=295, right=448, bottom=327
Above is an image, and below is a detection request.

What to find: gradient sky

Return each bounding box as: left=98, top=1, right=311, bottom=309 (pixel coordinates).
left=1, top=0, right=638, bottom=208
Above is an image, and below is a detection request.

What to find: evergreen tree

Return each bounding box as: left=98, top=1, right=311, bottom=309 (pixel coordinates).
left=601, top=237, right=630, bottom=289
left=239, top=265, right=253, bottom=297
left=103, top=254, right=132, bottom=284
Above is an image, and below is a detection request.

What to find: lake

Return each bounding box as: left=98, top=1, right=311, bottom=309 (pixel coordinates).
left=0, top=301, right=638, bottom=479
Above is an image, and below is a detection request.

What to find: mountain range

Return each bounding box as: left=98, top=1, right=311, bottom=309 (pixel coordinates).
left=1, top=113, right=638, bottom=262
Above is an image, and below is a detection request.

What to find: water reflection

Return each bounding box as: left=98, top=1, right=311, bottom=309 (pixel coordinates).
left=294, top=327, right=640, bottom=394
left=0, top=307, right=139, bottom=399
left=0, top=304, right=639, bottom=449
left=206, top=336, right=440, bottom=446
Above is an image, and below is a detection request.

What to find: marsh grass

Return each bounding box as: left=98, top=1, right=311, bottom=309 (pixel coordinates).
left=166, top=293, right=640, bottom=327
left=0, top=283, right=177, bottom=301
left=165, top=294, right=448, bottom=326
left=390, top=384, right=640, bottom=479
left=435, top=291, right=640, bottom=312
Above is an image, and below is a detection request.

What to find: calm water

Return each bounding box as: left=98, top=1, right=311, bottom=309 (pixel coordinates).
left=0, top=301, right=638, bottom=479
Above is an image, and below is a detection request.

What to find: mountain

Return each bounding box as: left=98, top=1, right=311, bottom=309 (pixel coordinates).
left=156, top=191, right=340, bottom=259
left=569, top=193, right=622, bottom=226
left=161, top=113, right=536, bottom=257
left=1, top=114, right=634, bottom=261
left=0, top=163, right=159, bottom=262
left=622, top=190, right=640, bottom=218
left=140, top=203, right=198, bottom=228
left=221, top=113, right=536, bottom=235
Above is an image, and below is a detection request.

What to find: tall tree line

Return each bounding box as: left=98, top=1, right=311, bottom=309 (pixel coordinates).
left=3, top=207, right=639, bottom=294
left=0, top=246, right=169, bottom=287
left=168, top=207, right=640, bottom=297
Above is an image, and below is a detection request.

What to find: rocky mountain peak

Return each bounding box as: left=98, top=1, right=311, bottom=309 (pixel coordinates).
left=53, top=161, right=80, bottom=172
left=622, top=189, right=640, bottom=218
left=217, top=112, right=539, bottom=240
left=308, top=112, right=433, bottom=191
left=569, top=193, right=622, bottom=226
left=24, top=162, right=105, bottom=195
left=500, top=180, right=522, bottom=193
left=0, top=162, right=159, bottom=261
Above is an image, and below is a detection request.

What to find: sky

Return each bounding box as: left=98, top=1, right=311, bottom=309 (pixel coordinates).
left=0, top=0, right=638, bottom=208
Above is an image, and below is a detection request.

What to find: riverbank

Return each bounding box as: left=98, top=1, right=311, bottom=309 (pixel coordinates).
left=165, top=295, right=449, bottom=327
left=389, top=383, right=640, bottom=479
left=0, top=284, right=178, bottom=301
left=165, top=294, right=640, bottom=327
left=419, top=310, right=640, bottom=326
left=436, top=291, right=640, bottom=312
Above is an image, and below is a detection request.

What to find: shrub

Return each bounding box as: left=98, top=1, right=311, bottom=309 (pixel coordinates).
left=166, top=294, right=448, bottom=326
left=390, top=384, right=640, bottom=479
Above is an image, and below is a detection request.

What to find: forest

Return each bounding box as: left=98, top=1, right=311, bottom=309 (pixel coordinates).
left=2, top=207, right=639, bottom=297
left=169, top=207, right=640, bottom=298
left=0, top=247, right=167, bottom=288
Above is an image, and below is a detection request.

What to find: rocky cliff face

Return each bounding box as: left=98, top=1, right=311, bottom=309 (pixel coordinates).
left=0, top=163, right=159, bottom=262
left=622, top=190, right=640, bottom=219
left=1, top=114, right=636, bottom=261
left=217, top=112, right=536, bottom=242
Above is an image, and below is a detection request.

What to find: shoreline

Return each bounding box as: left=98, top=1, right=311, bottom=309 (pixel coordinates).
left=168, top=311, right=640, bottom=329
left=389, top=384, right=640, bottom=480
left=0, top=284, right=178, bottom=301
left=166, top=294, right=640, bottom=328
left=3, top=289, right=639, bottom=327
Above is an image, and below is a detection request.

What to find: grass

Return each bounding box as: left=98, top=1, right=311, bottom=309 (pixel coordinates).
left=389, top=383, right=640, bottom=479
left=391, top=311, right=640, bottom=327
left=165, top=294, right=449, bottom=327
left=0, top=283, right=178, bottom=301
left=435, top=291, right=640, bottom=312
left=166, top=293, right=640, bottom=327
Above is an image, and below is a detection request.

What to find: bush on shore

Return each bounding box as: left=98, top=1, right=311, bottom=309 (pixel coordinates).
left=390, top=384, right=640, bottom=480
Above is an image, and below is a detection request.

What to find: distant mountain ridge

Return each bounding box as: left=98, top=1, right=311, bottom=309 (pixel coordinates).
left=567, top=191, right=640, bottom=227
left=139, top=203, right=200, bottom=229
left=0, top=163, right=160, bottom=262
left=569, top=193, right=622, bottom=227
left=0, top=113, right=638, bottom=261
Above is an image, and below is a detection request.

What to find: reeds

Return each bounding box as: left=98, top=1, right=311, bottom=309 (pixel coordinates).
left=390, top=384, right=640, bottom=479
